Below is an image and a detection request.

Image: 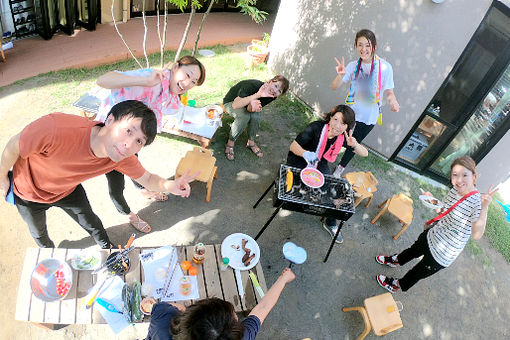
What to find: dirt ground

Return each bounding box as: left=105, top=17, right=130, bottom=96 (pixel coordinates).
left=1, top=79, right=510, bottom=340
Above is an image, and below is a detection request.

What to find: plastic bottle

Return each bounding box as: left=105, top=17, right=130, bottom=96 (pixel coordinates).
left=192, top=243, right=206, bottom=264
left=220, top=257, right=229, bottom=271
left=179, top=275, right=192, bottom=296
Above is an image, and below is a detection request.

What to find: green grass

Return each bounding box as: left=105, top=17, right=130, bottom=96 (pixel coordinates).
left=2, top=43, right=509, bottom=265
left=484, top=192, right=510, bottom=262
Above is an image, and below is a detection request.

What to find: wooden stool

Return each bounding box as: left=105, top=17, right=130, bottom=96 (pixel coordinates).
left=175, top=147, right=218, bottom=203
left=344, top=171, right=378, bottom=208
left=342, top=292, right=403, bottom=340
left=371, top=193, right=413, bottom=240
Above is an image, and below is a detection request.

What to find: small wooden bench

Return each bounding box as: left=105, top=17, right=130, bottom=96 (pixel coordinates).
left=15, top=246, right=268, bottom=330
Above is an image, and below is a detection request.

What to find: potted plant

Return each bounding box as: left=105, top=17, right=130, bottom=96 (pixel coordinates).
left=247, top=33, right=270, bottom=65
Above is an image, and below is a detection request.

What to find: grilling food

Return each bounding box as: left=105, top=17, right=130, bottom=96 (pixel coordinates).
left=286, top=169, right=293, bottom=192
left=241, top=238, right=254, bottom=266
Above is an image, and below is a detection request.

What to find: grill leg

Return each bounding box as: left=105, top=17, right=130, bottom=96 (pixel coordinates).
left=253, top=181, right=276, bottom=209
left=254, top=202, right=284, bottom=240
left=323, top=220, right=344, bottom=263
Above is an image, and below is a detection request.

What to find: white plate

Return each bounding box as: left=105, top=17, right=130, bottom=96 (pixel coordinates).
left=221, top=233, right=260, bottom=270
left=419, top=194, right=443, bottom=209
left=70, top=249, right=103, bottom=270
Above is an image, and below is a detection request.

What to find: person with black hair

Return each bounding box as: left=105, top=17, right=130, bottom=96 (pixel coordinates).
left=331, top=29, right=399, bottom=175
left=287, top=105, right=368, bottom=244
left=223, top=75, right=290, bottom=161
left=0, top=100, right=197, bottom=249
left=146, top=268, right=295, bottom=340
left=97, top=55, right=206, bottom=233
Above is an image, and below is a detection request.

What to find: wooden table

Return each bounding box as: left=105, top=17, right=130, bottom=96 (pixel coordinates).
left=15, top=246, right=268, bottom=329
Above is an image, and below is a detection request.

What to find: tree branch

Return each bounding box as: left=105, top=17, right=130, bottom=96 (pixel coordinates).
left=112, top=0, right=143, bottom=68
left=192, top=0, right=215, bottom=57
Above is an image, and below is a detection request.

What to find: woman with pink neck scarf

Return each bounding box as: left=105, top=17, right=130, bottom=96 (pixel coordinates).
left=96, top=56, right=206, bottom=234
left=287, top=104, right=368, bottom=244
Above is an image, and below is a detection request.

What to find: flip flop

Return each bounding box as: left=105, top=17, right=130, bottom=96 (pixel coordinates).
left=225, top=144, right=235, bottom=161
left=130, top=215, right=151, bottom=233
left=246, top=142, right=263, bottom=158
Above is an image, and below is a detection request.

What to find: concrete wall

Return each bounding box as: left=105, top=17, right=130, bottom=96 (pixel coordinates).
left=268, top=0, right=510, bottom=187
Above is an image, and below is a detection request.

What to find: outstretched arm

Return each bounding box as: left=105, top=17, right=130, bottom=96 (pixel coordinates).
left=248, top=268, right=295, bottom=324
left=134, top=169, right=199, bottom=198
left=0, top=133, right=21, bottom=199
left=97, top=70, right=164, bottom=89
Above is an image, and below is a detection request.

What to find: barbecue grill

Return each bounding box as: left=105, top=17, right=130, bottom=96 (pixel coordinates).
left=253, top=164, right=355, bottom=262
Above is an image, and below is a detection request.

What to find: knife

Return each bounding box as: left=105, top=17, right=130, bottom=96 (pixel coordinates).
left=96, top=298, right=123, bottom=315
left=249, top=272, right=265, bottom=299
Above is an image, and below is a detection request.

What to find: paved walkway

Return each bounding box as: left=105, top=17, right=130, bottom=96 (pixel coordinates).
left=0, top=12, right=273, bottom=87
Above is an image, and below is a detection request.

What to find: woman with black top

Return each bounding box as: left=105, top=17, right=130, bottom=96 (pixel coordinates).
left=287, top=105, right=368, bottom=244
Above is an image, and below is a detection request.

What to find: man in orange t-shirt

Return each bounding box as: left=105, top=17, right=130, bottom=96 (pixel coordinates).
left=0, top=100, right=196, bottom=248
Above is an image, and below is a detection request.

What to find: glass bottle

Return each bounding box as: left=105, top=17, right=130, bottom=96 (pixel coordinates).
left=192, top=243, right=206, bottom=264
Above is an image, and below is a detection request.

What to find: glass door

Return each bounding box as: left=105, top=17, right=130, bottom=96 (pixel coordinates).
left=392, top=0, right=510, bottom=184
left=429, top=67, right=510, bottom=177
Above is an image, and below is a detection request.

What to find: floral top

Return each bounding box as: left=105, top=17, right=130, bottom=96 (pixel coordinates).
left=97, top=69, right=182, bottom=131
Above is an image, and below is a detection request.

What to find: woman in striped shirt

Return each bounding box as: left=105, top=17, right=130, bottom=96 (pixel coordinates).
left=375, top=156, right=497, bottom=293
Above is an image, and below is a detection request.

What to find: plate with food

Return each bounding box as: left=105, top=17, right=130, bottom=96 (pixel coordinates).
left=205, top=104, right=223, bottom=120
left=300, top=167, right=324, bottom=188
left=419, top=195, right=443, bottom=210
left=221, top=233, right=260, bottom=271
left=70, top=249, right=102, bottom=270
left=140, top=297, right=157, bottom=315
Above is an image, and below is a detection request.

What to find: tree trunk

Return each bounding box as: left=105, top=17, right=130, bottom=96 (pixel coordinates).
left=111, top=0, right=143, bottom=68
left=192, top=0, right=215, bottom=57
left=174, top=7, right=196, bottom=62
left=142, top=0, right=149, bottom=68
left=160, top=0, right=169, bottom=68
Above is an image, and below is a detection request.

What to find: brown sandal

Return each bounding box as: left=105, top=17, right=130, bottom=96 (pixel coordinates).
left=129, top=214, right=151, bottom=233
left=246, top=141, right=263, bottom=158
left=225, top=144, right=235, bottom=161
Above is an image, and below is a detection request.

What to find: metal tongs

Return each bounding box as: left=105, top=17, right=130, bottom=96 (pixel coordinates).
left=92, top=246, right=135, bottom=274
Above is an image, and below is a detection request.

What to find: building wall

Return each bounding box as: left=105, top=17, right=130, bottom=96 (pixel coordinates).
left=268, top=0, right=509, bottom=187
left=477, top=130, right=510, bottom=191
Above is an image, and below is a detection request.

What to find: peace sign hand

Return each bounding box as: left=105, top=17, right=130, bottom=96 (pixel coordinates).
left=481, top=184, right=498, bottom=209
left=334, top=57, right=346, bottom=77
left=147, top=69, right=166, bottom=87
left=344, top=129, right=357, bottom=147
left=171, top=169, right=201, bottom=198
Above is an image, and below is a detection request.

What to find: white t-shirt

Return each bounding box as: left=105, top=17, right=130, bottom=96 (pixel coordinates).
left=342, top=57, right=394, bottom=125
left=427, top=187, right=481, bottom=267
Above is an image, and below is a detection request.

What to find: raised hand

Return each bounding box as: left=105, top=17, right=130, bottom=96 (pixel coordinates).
left=334, top=57, right=346, bottom=77
left=172, top=169, right=200, bottom=198
left=344, top=129, right=357, bottom=147
left=481, top=185, right=498, bottom=209
left=280, top=268, right=296, bottom=283
left=256, top=83, right=274, bottom=98
left=147, top=69, right=165, bottom=87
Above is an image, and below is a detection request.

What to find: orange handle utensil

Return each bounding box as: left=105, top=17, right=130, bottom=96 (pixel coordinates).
left=125, top=233, right=136, bottom=249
